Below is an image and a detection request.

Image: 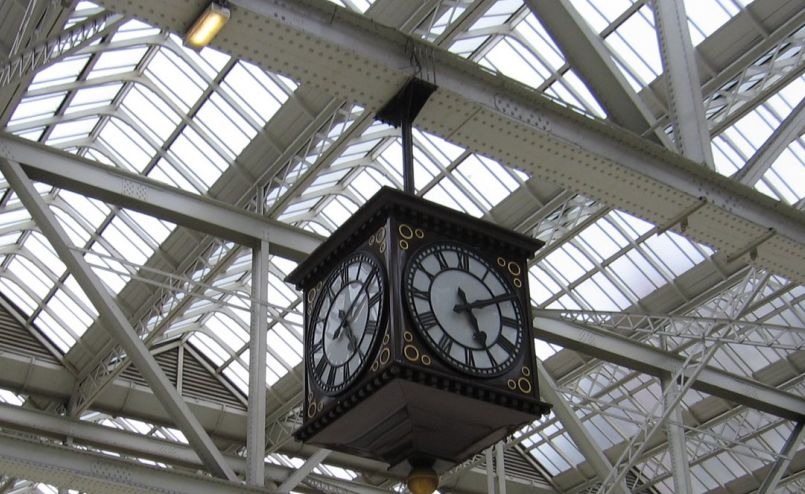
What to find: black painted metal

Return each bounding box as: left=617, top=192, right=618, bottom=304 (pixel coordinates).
left=375, top=78, right=437, bottom=195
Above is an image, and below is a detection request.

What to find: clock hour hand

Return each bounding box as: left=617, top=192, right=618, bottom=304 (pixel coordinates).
left=456, top=287, right=487, bottom=345
left=453, top=293, right=517, bottom=312
left=337, top=309, right=358, bottom=352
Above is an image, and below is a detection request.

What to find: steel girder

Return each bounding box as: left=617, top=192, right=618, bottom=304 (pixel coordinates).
left=93, top=0, right=805, bottom=283
left=0, top=132, right=322, bottom=260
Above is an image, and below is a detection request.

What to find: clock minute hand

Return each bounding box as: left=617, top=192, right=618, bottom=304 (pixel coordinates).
left=456, top=287, right=487, bottom=345
left=343, top=270, right=376, bottom=321
left=453, top=293, right=517, bottom=312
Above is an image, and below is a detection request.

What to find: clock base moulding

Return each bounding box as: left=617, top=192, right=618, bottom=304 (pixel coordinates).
left=294, top=361, right=550, bottom=473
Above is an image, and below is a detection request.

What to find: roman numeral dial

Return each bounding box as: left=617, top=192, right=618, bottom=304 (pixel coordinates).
left=308, top=252, right=386, bottom=395
left=403, top=241, right=525, bottom=377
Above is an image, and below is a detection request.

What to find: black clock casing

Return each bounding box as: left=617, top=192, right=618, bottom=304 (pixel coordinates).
left=286, top=187, right=550, bottom=473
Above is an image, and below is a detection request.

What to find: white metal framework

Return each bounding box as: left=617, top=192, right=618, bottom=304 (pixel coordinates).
left=0, top=0, right=802, bottom=493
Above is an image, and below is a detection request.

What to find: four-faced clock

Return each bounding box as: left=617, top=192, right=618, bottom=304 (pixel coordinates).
left=403, top=241, right=525, bottom=377
left=308, top=251, right=386, bottom=395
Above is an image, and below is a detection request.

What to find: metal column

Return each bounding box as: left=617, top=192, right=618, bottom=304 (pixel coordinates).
left=485, top=447, right=495, bottom=494
left=662, top=377, right=693, bottom=494
left=495, top=442, right=507, bottom=494
left=246, top=235, right=269, bottom=485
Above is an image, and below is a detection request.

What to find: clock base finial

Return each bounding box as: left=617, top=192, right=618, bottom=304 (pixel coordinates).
left=407, top=458, right=438, bottom=494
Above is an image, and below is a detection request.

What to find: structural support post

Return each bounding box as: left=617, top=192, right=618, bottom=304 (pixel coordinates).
left=485, top=447, right=495, bottom=494
left=0, top=158, right=237, bottom=482
left=537, top=364, right=630, bottom=494
left=246, top=236, right=269, bottom=486
left=495, top=441, right=506, bottom=494
left=757, top=421, right=805, bottom=493
left=652, top=0, right=715, bottom=168
left=662, top=377, right=693, bottom=494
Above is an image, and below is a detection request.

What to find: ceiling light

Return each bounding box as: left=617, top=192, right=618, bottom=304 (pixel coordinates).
left=184, top=2, right=230, bottom=49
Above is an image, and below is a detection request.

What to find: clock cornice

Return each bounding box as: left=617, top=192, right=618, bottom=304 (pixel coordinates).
left=285, top=186, right=544, bottom=289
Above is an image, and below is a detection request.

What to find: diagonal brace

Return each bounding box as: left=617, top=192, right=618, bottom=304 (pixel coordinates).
left=0, top=157, right=237, bottom=481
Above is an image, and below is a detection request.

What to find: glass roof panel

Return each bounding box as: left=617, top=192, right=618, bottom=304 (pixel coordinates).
left=28, top=55, right=92, bottom=92
left=110, top=18, right=161, bottom=41
left=88, top=46, right=148, bottom=80
left=603, top=5, right=661, bottom=90
left=95, top=117, right=157, bottom=172
left=712, top=77, right=805, bottom=204
left=65, top=82, right=123, bottom=114
left=684, top=0, right=740, bottom=45
left=324, top=0, right=374, bottom=13
left=119, top=84, right=181, bottom=143
left=8, top=92, right=69, bottom=128
left=144, top=48, right=206, bottom=112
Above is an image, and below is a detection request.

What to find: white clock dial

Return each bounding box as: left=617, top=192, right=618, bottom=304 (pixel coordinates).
left=308, top=252, right=385, bottom=395
left=404, top=241, right=525, bottom=377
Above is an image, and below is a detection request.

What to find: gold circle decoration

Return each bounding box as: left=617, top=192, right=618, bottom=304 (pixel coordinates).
left=383, top=334, right=390, bottom=345
left=517, top=377, right=533, bottom=394
left=307, top=402, right=317, bottom=418
left=507, top=379, right=517, bottom=391
left=371, top=361, right=379, bottom=372
left=306, top=288, right=317, bottom=303
left=376, top=226, right=386, bottom=241
left=507, top=261, right=521, bottom=276
left=403, top=344, right=420, bottom=362
left=398, top=224, right=414, bottom=240
left=379, top=242, right=386, bottom=254
left=368, top=233, right=376, bottom=246
left=379, top=347, right=391, bottom=365
left=421, top=354, right=431, bottom=366
left=513, top=278, right=522, bottom=288
left=317, top=401, right=324, bottom=412
left=399, top=239, right=409, bottom=250
left=403, top=331, right=413, bottom=343
left=414, top=228, right=424, bottom=239
left=497, top=257, right=506, bottom=267
left=522, top=366, right=531, bottom=377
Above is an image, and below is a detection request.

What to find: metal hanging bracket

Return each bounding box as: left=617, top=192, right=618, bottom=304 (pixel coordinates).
left=375, top=77, right=438, bottom=194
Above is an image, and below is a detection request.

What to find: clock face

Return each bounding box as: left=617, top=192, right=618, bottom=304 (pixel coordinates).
left=308, top=252, right=386, bottom=395
left=404, top=241, right=525, bottom=377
